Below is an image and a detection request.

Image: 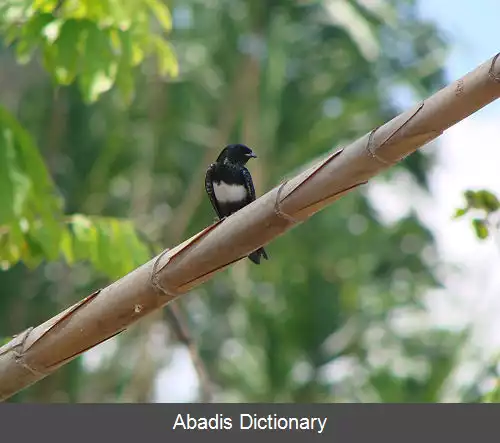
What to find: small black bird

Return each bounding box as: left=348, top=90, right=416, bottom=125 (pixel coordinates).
left=205, top=144, right=269, bottom=265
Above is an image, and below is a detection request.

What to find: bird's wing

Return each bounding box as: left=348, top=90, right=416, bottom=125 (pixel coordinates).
left=205, top=163, right=223, bottom=219
left=241, top=167, right=256, bottom=203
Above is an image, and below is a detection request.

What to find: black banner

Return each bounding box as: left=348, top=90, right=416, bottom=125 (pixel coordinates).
left=0, top=404, right=497, bottom=442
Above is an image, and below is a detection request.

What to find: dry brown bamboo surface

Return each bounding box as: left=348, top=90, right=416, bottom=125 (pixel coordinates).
left=1, top=53, right=500, bottom=402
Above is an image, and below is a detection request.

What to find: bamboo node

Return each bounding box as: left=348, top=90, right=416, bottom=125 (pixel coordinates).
left=150, top=220, right=225, bottom=297
left=366, top=102, right=425, bottom=164
left=366, top=128, right=392, bottom=164
left=274, top=180, right=300, bottom=224
left=274, top=148, right=346, bottom=220
left=11, top=327, right=47, bottom=376
left=151, top=248, right=178, bottom=297
left=489, top=52, right=500, bottom=83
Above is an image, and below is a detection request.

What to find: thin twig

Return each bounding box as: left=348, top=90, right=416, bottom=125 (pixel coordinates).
left=163, top=303, right=213, bottom=402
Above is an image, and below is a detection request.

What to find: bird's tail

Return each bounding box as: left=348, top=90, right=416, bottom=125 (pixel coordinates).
left=248, top=247, right=269, bottom=265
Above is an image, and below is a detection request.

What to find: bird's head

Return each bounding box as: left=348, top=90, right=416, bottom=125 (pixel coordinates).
left=217, top=144, right=257, bottom=165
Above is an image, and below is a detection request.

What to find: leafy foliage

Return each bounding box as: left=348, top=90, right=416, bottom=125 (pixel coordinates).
left=454, top=190, right=500, bottom=240
left=1, top=0, right=178, bottom=103
left=0, top=104, right=150, bottom=279
left=0, top=104, right=63, bottom=267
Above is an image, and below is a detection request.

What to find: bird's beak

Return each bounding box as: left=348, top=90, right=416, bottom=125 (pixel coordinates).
left=246, top=152, right=257, bottom=158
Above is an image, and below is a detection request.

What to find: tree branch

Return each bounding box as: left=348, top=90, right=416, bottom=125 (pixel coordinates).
left=0, top=53, right=499, bottom=401
left=163, top=303, right=213, bottom=402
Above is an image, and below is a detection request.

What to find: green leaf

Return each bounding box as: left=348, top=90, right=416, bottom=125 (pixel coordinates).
left=0, top=225, right=21, bottom=265
left=78, top=24, right=117, bottom=103
left=477, top=190, right=500, bottom=212
left=120, top=220, right=150, bottom=268
left=0, top=105, right=60, bottom=209
left=42, top=18, right=63, bottom=44
left=0, top=101, right=153, bottom=275
left=0, top=106, right=63, bottom=258
left=0, top=126, right=35, bottom=226
left=153, top=37, right=178, bottom=78
left=0, top=130, right=16, bottom=225
left=472, top=218, right=489, bottom=240
left=145, top=0, right=172, bottom=32
left=4, top=0, right=178, bottom=104
left=109, top=218, right=134, bottom=276
left=105, top=0, right=133, bottom=30
left=51, top=19, right=83, bottom=85
left=30, top=219, right=62, bottom=261
left=464, top=190, right=500, bottom=213
left=21, top=232, right=46, bottom=268
left=14, top=13, right=54, bottom=64
left=70, top=214, right=96, bottom=261
left=95, top=220, right=119, bottom=277
left=452, top=208, right=468, bottom=219
left=92, top=217, right=151, bottom=279
left=464, top=190, right=477, bottom=206
left=82, top=0, right=112, bottom=23
left=6, top=221, right=25, bottom=263
left=33, top=0, right=60, bottom=13
left=46, top=0, right=88, bottom=18
left=60, top=228, right=75, bottom=264
left=62, top=215, right=152, bottom=279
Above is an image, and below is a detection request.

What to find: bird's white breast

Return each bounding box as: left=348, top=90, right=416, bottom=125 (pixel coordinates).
left=213, top=181, right=247, bottom=203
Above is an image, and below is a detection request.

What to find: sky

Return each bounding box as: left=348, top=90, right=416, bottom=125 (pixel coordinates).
left=86, top=1, right=500, bottom=402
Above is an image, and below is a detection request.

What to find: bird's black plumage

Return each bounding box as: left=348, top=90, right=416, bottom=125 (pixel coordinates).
left=205, top=144, right=269, bottom=265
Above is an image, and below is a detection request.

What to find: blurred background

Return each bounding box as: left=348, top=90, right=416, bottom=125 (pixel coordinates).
left=0, top=0, right=499, bottom=402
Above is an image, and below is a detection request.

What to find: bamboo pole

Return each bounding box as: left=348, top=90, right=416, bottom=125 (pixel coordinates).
left=1, top=53, right=499, bottom=401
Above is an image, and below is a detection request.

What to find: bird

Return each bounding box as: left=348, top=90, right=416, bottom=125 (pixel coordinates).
left=205, top=143, right=269, bottom=265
